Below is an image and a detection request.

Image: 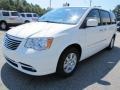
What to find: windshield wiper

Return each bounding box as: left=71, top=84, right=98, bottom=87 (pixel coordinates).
left=39, top=20, right=57, bottom=23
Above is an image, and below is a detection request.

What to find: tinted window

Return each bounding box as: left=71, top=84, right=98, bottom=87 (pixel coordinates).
left=87, top=9, right=100, bottom=25
left=33, top=14, right=37, bottom=17
left=2, top=12, right=9, bottom=16
left=11, top=12, right=19, bottom=16
left=27, top=14, right=32, bottom=17
left=110, top=12, right=116, bottom=24
left=21, top=14, right=25, bottom=17
left=100, top=10, right=111, bottom=25
left=117, top=22, right=120, bottom=26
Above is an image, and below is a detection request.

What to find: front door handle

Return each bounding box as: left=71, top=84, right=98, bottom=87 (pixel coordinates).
left=99, top=29, right=104, bottom=32
left=99, top=29, right=107, bottom=32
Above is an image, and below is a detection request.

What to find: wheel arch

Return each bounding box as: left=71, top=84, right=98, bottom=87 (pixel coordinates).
left=25, top=20, right=30, bottom=23
left=0, top=20, right=7, bottom=24
left=61, top=43, right=82, bottom=55
left=57, top=43, right=82, bottom=65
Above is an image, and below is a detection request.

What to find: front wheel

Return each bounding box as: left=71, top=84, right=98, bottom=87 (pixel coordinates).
left=56, top=47, right=80, bottom=77
left=107, top=36, right=115, bottom=50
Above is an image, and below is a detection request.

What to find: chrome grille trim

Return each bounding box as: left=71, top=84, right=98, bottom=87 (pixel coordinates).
left=4, top=34, right=23, bottom=50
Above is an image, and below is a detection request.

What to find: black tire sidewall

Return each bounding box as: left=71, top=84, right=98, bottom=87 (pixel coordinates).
left=108, top=37, right=115, bottom=50
left=56, top=47, right=80, bottom=77
left=0, top=22, right=7, bottom=30
left=25, top=20, right=30, bottom=23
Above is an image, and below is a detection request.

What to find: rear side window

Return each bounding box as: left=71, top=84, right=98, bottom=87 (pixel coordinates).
left=21, top=14, right=25, bottom=17
left=11, top=12, right=19, bottom=16
left=87, top=9, right=101, bottom=25
left=2, top=12, right=9, bottom=16
left=110, top=13, right=116, bottom=24
left=100, top=10, right=111, bottom=25
left=26, top=14, right=32, bottom=17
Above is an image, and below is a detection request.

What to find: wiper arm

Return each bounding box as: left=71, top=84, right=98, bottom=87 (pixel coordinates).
left=39, top=20, right=56, bottom=23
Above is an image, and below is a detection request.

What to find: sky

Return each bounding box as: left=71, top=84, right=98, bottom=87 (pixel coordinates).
left=27, top=0, right=120, bottom=10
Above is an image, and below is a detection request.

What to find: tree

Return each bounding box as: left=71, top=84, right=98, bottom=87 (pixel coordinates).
left=113, top=5, right=120, bottom=21
left=0, top=0, right=47, bottom=15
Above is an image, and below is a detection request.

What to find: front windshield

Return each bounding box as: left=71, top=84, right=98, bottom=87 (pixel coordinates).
left=38, top=7, right=88, bottom=25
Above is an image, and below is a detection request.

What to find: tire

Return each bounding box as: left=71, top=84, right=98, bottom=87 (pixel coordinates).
left=0, top=21, right=8, bottom=30
left=25, top=20, right=30, bottom=23
left=107, top=36, right=115, bottom=50
left=56, top=47, right=80, bottom=77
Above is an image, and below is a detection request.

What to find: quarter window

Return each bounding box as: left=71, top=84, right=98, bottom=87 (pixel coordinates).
left=100, top=10, right=111, bottom=25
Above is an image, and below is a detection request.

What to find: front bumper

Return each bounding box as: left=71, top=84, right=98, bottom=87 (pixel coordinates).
left=3, top=43, right=60, bottom=76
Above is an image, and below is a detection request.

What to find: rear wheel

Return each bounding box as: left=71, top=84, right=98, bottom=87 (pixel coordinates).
left=0, top=21, right=8, bottom=30
left=56, top=47, right=80, bottom=77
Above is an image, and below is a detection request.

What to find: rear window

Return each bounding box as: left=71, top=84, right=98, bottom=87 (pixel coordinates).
left=2, top=12, right=9, bottom=16
left=21, top=14, right=25, bottom=17
left=26, top=14, right=32, bottom=17
left=33, top=14, right=38, bottom=17
left=11, top=12, right=19, bottom=16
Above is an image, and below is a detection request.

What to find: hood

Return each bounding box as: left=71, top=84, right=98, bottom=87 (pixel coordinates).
left=7, top=22, right=75, bottom=38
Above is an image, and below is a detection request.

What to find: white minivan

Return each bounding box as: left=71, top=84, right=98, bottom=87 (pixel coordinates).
left=3, top=7, right=117, bottom=77
left=0, top=10, right=24, bottom=30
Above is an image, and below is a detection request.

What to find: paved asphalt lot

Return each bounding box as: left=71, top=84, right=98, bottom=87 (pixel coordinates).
left=0, top=30, right=120, bottom=90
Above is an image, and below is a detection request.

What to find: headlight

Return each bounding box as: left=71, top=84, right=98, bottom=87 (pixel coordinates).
left=25, top=37, right=53, bottom=51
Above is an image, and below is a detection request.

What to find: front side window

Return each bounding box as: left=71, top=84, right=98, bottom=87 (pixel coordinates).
left=2, top=12, right=9, bottom=16
left=38, top=7, right=88, bottom=25
left=27, top=14, right=32, bottom=17
left=100, top=10, right=111, bottom=25
left=87, top=9, right=100, bottom=25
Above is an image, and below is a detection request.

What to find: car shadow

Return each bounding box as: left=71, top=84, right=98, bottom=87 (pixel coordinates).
left=1, top=47, right=120, bottom=90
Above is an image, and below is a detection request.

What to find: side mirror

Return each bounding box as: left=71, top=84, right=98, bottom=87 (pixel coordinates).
left=87, top=19, right=98, bottom=27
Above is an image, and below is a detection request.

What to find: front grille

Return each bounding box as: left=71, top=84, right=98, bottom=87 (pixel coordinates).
left=4, top=34, right=22, bottom=50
